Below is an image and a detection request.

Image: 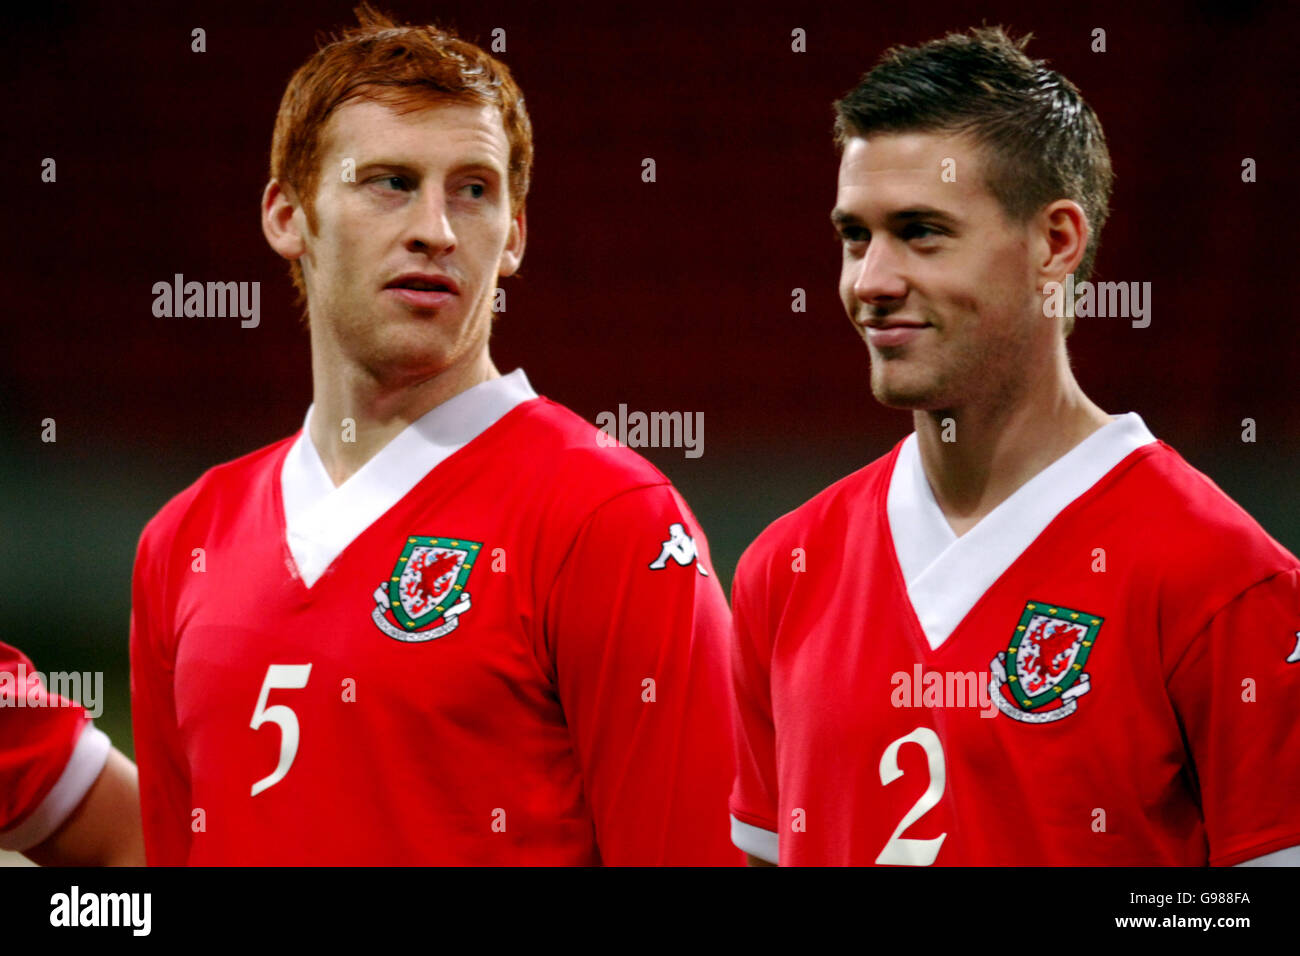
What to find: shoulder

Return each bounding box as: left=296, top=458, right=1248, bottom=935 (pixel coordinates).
left=733, top=441, right=900, bottom=598
left=505, top=397, right=679, bottom=509
left=136, top=435, right=295, bottom=565
left=1113, top=439, right=1298, bottom=628
left=1123, top=440, right=1295, bottom=570
left=497, top=398, right=718, bottom=591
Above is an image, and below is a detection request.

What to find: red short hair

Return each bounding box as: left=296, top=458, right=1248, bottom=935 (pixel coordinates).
left=269, top=3, right=534, bottom=304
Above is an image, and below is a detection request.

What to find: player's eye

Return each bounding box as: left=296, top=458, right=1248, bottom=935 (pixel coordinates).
left=371, top=175, right=411, bottom=192
left=837, top=226, right=869, bottom=244
left=901, top=222, right=943, bottom=241
left=460, top=182, right=486, bottom=199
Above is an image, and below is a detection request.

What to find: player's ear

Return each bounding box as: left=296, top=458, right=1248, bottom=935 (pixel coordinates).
left=262, top=180, right=307, bottom=262
left=1034, top=199, right=1089, bottom=289
left=498, top=207, right=526, bottom=278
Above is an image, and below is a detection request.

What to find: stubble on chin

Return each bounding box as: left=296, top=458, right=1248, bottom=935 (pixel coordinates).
left=868, top=347, right=949, bottom=410
left=869, top=320, right=1031, bottom=414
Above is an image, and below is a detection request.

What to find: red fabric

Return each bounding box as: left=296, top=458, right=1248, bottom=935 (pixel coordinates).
left=0, top=642, right=89, bottom=835
left=131, top=397, right=741, bottom=865
left=731, top=439, right=1300, bottom=865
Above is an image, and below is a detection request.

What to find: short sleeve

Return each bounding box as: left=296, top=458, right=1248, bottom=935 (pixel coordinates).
left=1167, top=568, right=1300, bottom=866
left=548, top=483, right=741, bottom=866
left=728, top=549, right=781, bottom=863
left=0, top=642, right=109, bottom=851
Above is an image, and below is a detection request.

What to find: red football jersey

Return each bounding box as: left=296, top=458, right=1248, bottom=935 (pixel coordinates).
left=0, top=642, right=110, bottom=852
left=131, top=371, right=741, bottom=865
left=730, top=414, right=1300, bottom=865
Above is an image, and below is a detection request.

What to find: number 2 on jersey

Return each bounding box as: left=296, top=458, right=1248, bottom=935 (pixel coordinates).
left=876, top=726, right=947, bottom=866
left=249, top=664, right=312, bottom=796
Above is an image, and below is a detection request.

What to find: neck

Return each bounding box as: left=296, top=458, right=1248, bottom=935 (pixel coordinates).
left=913, top=343, right=1111, bottom=537
left=307, top=347, right=499, bottom=487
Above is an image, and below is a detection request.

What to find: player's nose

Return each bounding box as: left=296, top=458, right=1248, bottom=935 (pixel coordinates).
left=850, top=239, right=908, bottom=307
left=405, top=189, right=457, bottom=255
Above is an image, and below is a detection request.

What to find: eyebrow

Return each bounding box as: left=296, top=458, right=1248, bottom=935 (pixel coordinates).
left=449, top=159, right=505, bottom=178
left=830, top=205, right=961, bottom=229
left=354, top=158, right=505, bottom=177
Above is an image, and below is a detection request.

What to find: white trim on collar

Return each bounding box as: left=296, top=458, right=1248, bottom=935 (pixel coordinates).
left=281, top=368, right=538, bottom=588
left=887, top=412, right=1157, bottom=650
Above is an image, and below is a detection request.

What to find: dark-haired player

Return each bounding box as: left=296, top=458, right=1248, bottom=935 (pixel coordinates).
left=729, top=27, right=1300, bottom=866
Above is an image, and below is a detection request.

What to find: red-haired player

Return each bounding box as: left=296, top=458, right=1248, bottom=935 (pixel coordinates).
left=130, top=6, right=739, bottom=865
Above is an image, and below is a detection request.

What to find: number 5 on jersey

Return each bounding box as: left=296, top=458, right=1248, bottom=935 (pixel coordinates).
left=250, top=664, right=312, bottom=796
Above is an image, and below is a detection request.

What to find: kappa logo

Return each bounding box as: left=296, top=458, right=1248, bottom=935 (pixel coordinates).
left=988, top=601, right=1104, bottom=724
left=372, top=536, right=481, bottom=642
left=648, top=522, right=708, bottom=576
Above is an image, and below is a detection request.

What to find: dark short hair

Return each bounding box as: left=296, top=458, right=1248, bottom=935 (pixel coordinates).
left=834, top=26, right=1113, bottom=315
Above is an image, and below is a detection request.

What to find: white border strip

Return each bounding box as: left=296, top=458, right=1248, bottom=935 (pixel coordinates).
left=0, top=725, right=110, bottom=852
left=902, top=413, right=1156, bottom=650
left=283, top=369, right=539, bottom=588
left=1236, top=844, right=1300, bottom=867
left=731, top=815, right=779, bottom=864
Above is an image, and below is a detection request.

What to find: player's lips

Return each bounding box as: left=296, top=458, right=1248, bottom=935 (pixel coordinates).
left=384, top=273, right=460, bottom=310
left=864, top=319, right=931, bottom=348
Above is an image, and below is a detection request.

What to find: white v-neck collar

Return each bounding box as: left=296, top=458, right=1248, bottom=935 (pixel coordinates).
left=887, top=413, right=1157, bottom=650
left=281, top=369, right=538, bottom=588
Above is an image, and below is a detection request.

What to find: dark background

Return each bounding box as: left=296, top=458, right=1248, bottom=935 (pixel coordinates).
left=3, top=0, right=1297, bottom=755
